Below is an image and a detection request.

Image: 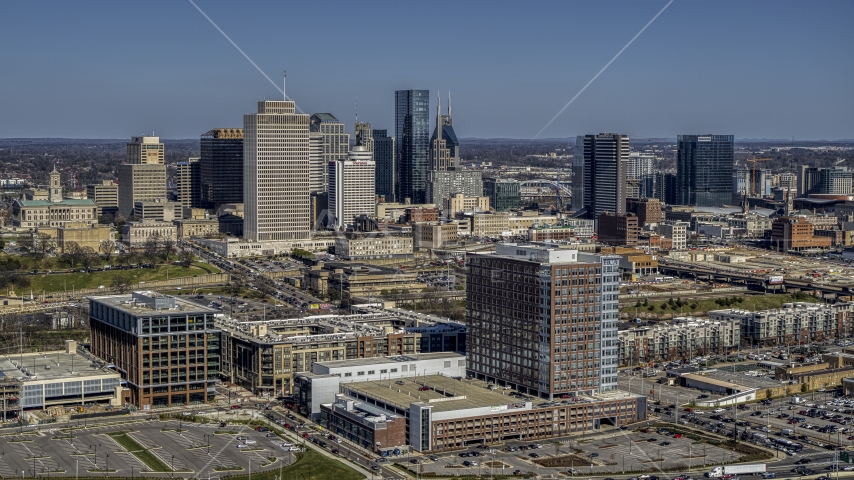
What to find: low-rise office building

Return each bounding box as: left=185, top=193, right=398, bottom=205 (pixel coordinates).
left=443, top=194, right=489, bottom=217
left=174, top=218, right=219, bottom=238
left=413, top=221, right=460, bottom=250
left=334, top=232, right=414, bottom=260
left=0, top=341, right=124, bottom=415
left=598, top=213, right=639, bottom=246
left=122, top=219, right=178, bottom=247
left=303, top=262, right=423, bottom=302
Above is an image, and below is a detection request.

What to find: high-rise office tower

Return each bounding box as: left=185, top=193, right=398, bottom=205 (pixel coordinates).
left=466, top=244, right=621, bottom=398
left=328, top=146, right=375, bottom=229
left=652, top=172, right=678, bottom=205
left=309, top=131, right=324, bottom=193
left=118, top=136, right=167, bottom=219
left=372, top=129, right=396, bottom=202
left=309, top=131, right=328, bottom=228
left=200, top=128, right=244, bottom=208
left=429, top=93, right=459, bottom=171
left=579, top=133, right=629, bottom=218
left=571, top=138, right=585, bottom=211
left=395, top=90, right=430, bottom=203
left=427, top=93, right=481, bottom=205
left=127, top=136, right=164, bottom=165
left=625, top=152, right=655, bottom=181
left=244, top=100, right=310, bottom=241
left=310, top=114, right=350, bottom=193
left=676, top=134, right=734, bottom=207
left=176, top=157, right=202, bottom=209
left=354, top=122, right=374, bottom=153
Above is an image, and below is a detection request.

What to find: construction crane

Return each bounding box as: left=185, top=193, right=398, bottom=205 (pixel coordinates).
left=746, top=157, right=772, bottom=197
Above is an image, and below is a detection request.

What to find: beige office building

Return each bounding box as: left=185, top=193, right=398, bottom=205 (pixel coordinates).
left=86, top=180, right=119, bottom=217
left=118, top=163, right=167, bottom=219
left=244, top=101, right=311, bottom=241
left=122, top=220, right=178, bottom=247
left=127, top=136, right=164, bottom=164
left=443, top=193, right=489, bottom=216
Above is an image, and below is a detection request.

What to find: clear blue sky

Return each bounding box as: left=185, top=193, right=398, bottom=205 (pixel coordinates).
left=1, top=0, right=852, bottom=140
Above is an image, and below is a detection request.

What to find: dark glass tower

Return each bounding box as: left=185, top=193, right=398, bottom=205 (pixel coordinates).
left=395, top=90, right=430, bottom=204
left=200, top=128, right=244, bottom=208
left=580, top=133, right=629, bottom=219
left=676, top=134, right=734, bottom=207
left=371, top=129, right=396, bottom=202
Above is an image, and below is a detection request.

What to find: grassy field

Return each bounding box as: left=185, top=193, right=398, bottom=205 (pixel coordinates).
left=24, top=262, right=220, bottom=294
left=106, top=431, right=172, bottom=472
left=223, top=449, right=363, bottom=480
left=621, top=292, right=820, bottom=318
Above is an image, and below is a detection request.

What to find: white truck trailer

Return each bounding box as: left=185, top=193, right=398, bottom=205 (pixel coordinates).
left=706, top=464, right=767, bottom=478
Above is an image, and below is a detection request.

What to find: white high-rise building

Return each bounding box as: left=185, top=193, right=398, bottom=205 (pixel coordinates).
left=244, top=101, right=311, bottom=241
left=328, top=146, right=375, bottom=229
left=625, top=152, right=655, bottom=180
left=310, top=113, right=350, bottom=194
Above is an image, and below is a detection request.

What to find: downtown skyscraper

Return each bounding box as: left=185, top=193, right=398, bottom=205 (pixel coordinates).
left=395, top=90, right=430, bottom=204
left=243, top=101, right=310, bottom=241
left=676, top=134, right=734, bottom=207
left=310, top=113, right=350, bottom=194
left=576, top=133, right=629, bottom=219
left=200, top=128, right=244, bottom=208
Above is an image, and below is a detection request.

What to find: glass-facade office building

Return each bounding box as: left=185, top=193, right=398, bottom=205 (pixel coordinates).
left=372, top=130, right=396, bottom=202
left=395, top=90, right=430, bottom=204
left=200, top=128, right=244, bottom=208
left=676, top=134, right=734, bottom=207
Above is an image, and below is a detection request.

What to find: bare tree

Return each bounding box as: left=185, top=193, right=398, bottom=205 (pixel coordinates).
left=79, top=246, right=98, bottom=272
left=61, top=242, right=83, bottom=268
left=161, top=237, right=175, bottom=262
left=142, top=233, right=161, bottom=264
left=110, top=273, right=132, bottom=294
left=99, top=239, right=115, bottom=260
left=27, top=232, right=56, bottom=259
left=177, top=249, right=195, bottom=268
left=257, top=278, right=277, bottom=299
left=227, top=269, right=249, bottom=298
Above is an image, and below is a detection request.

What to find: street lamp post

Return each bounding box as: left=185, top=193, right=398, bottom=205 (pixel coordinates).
left=170, top=455, right=174, bottom=479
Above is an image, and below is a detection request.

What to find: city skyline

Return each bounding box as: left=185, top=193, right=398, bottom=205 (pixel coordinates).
left=0, top=1, right=852, bottom=140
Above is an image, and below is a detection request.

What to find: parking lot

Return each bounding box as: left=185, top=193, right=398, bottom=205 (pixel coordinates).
left=409, top=427, right=741, bottom=477
left=0, top=419, right=295, bottom=478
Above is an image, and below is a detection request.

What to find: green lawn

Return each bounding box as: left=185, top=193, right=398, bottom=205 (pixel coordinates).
left=622, top=292, right=820, bottom=317
left=223, top=449, right=363, bottom=480
left=106, top=432, right=172, bottom=472
left=25, top=262, right=220, bottom=294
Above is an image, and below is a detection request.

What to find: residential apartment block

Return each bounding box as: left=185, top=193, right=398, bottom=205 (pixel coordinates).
left=617, top=317, right=741, bottom=365
left=709, top=302, right=854, bottom=346
left=466, top=244, right=620, bottom=398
